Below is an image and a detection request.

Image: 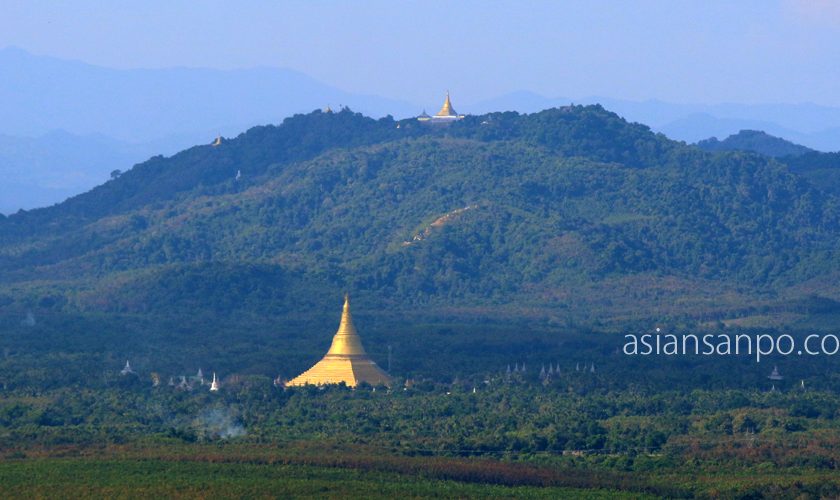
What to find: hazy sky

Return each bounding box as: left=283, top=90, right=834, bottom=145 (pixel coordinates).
left=2, top=0, right=839, bottom=107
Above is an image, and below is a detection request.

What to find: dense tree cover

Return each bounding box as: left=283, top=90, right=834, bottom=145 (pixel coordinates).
left=1, top=311, right=839, bottom=467
left=0, top=458, right=648, bottom=499
left=1, top=363, right=840, bottom=497
left=779, top=151, right=840, bottom=172
left=696, top=130, right=814, bottom=158
left=3, top=106, right=840, bottom=496
left=0, top=106, right=840, bottom=325
left=777, top=151, right=840, bottom=199
left=2, top=381, right=838, bottom=462
left=3, top=310, right=840, bottom=393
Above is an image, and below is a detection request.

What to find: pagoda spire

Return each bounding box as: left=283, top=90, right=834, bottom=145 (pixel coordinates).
left=326, top=294, right=367, bottom=356
left=435, top=91, right=457, bottom=117
left=286, top=295, right=393, bottom=387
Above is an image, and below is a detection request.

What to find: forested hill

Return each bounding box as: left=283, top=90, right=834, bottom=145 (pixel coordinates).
left=696, top=130, right=814, bottom=157
left=0, top=105, right=673, bottom=235
left=692, top=130, right=840, bottom=200
left=1, top=105, right=840, bottom=327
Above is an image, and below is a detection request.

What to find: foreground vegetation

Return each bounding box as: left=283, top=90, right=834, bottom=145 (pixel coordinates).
left=0, top=456, right=640, bottom=499
left=1, top=311, right=840, bottom=496
left=1, top=438, right=838, bottom=498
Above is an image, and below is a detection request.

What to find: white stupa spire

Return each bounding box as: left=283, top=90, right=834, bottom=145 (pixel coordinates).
left=210, top=372, right=220, bottom=392
left=120, top=360, right=135, bottom=376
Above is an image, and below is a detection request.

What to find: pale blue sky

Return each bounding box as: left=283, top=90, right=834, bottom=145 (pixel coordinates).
left=2, top=0, right=839, bottom=106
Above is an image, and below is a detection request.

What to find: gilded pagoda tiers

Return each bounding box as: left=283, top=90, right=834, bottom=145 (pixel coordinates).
left=417, top=91, right=465, bottom=124
left=286, top=295, right=393, bottom=388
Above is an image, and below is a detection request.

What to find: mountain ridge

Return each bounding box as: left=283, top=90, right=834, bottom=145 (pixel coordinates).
left=5, top=47, right=840, bottom=215
left=696, top=130, right=814, bottom=157
left=466, top=91, right=840, bottom=151
left=0, top=46, right=418, bottom=142
left=2, top=105, right=840, bottom=328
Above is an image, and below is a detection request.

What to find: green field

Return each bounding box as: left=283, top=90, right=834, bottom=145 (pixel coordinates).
left=3, top=442, right=840, bottom=498
left=0, top=457, right=644, bottom=499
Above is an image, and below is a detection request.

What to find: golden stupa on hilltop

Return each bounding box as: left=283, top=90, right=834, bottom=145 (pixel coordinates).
left=436, top=91, right=457, bottom=117
left=418, top=91, right=465, bottom=124
left=286, top=295, right=393, bottom=388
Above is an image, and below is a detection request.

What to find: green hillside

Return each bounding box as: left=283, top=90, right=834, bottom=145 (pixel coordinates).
left=779, top=151, right=840, bottom=200
left=696, top=129, right=814, bottom=157
left=2, top=106, right=840, bottom=326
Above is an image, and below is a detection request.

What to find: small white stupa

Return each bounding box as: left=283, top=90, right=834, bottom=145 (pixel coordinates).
left=120, top=360, right=135, bottom=376
left=210, top=372, right=220, bottom=392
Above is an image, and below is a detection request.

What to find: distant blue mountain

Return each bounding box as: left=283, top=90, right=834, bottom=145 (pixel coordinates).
left=657, top=113, right=801, bottom=144
left=0, top=46, right=421, bottom=212
left=0, top=46, right=418, bottom=142
left=0, top=130, right=204, bottom=214
left=466, top=93, right=840, bottom=152
left=3, top=46, right=840, bottom=214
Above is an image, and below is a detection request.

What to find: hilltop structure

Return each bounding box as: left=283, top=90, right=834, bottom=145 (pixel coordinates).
left=417, top=92, right=465, bottom=124
left=286, top=295, right=393, bottom=388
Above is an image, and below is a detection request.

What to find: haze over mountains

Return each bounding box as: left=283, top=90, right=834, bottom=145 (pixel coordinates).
left=467, top=91, right=840, bottom=151
left=3, top=46, right=840, bottom=215
left=0, top=46, right=414, bottom=213
left=0, top=46, right=417, bottom=141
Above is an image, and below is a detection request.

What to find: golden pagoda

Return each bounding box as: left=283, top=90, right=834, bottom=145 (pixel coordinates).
left=418, top=91, right=465, bottom=124
left=286, top=295, right=393, bottom=388
left=435, top=91, right=457, bottom=118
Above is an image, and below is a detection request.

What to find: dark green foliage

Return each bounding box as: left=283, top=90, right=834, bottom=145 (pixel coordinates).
left=2, top=106, right=840, bottom=498
left=0, top=456, right=655, bottom=499
left=1, top=105, right=840, bottom=325
left=783, top=151, right=840, bottom=173
left=697, top=130, right=814, bottom=157
left=779, top=151, right=840, bottom=198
